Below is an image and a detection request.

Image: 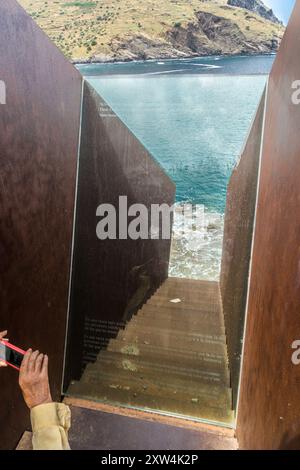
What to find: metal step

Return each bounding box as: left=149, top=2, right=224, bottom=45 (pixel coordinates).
left=68, top=378, right=234, bottom=424
left=83, top=350, right=230, bottom=387
left=107, top=338, right=228, bottom=372
left=116, top=324, right=227, bottom=355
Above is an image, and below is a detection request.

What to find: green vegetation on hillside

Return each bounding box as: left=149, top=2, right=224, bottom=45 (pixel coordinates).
left=19, top=0, right=284, bottom=61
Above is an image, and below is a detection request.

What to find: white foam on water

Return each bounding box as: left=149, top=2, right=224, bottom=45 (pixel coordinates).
left=169, top=203, right=224, bottom=281
left=139, top=69, right=189, bottom=75
left=191, top=63, right=222, bottom=69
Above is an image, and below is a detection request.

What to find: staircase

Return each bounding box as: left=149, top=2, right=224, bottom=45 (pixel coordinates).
left=68, top=278, right=234, bottom=425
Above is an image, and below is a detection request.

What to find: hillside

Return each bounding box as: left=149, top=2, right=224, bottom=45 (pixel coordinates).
left=19, top=0, right=285, bottom=62
left=227, top=0, right=282, bottom=24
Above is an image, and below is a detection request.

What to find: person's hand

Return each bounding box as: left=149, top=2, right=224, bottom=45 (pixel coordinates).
left=0, top=330, right=8, bottom=367
left=19, top=349, right=53, bottom=409
left=0, top=331, right=8, bottom=341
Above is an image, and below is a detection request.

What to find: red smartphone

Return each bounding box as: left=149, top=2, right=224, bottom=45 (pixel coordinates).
left=0, top=340, right=26, bottom=371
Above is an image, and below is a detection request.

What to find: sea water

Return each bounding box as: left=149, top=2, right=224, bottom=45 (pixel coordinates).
left=78, top=56, right=271, bottom=280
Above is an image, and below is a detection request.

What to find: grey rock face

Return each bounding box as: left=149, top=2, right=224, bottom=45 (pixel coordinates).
left=227, top=0, right=282, bottom=24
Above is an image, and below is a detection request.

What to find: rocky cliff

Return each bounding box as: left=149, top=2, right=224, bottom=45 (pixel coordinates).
left=19, top=0, right=285, bottom=62
left=227, top=0, right=282, bottom=24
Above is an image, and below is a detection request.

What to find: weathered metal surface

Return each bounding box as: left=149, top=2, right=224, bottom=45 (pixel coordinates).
left=237, top=1, right=300, bottom=449
left=68, top=404, right=238, bottom=450
left=0, top=0, right=82, bottom=449
left=220, top=90, right=265, bottom=406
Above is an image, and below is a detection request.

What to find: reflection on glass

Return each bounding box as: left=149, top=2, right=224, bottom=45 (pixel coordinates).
left=65, top=69, right=267, bottom=427
left=68, top=277, right=233, bottom=424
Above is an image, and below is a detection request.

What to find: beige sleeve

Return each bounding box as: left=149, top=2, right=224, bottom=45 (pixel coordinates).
left=30, top=402, right=71, bottom=450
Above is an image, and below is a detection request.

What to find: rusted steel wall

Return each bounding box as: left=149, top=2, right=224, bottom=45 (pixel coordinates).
left=220, top=91, right=265, bottom=406
left=64, top=83, right=176, bottom=387
left=237, top=1, right=300, bottom=449
left=0, top=0, right=82, bottom=449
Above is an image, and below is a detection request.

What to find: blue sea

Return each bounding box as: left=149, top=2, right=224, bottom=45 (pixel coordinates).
left=77, top=55, right=273, bottom=279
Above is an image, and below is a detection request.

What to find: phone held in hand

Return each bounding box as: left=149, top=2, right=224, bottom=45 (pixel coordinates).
left=0, top=340, right=25, bottom=370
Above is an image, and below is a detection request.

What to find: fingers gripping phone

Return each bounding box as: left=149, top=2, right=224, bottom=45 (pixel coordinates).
left=0, top=340, right=25, bottom=370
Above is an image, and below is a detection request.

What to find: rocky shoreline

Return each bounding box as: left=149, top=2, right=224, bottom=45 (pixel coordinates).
left=21, top=0, right=284, bottom=65
left=72, top=50, right=276, bottom=65
left=72, top=11, right=281, bottom=65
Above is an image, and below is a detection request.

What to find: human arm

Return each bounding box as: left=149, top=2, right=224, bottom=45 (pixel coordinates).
left=19, top=349, right=71, bottom=450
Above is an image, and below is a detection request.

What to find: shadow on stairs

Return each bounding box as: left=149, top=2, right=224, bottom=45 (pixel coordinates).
left=67, top=277, right=233, bottom=426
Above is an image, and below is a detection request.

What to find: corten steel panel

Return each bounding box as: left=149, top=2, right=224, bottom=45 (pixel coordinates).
left=64, top=82, right=175, bottom=388
left=237, top=1, right=300, bottom=449
left=68, top=405, right=237, bottom=450
left=220, top=91, right=265, bottom=406
left=0, top=0, right=82, bottom=449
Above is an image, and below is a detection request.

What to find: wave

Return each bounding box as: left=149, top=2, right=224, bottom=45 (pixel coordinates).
left=139, top=69, right=189, bottom=75
left=190, top=63, right=223, bottom=69
left=169, top=203, right=224, bottom=281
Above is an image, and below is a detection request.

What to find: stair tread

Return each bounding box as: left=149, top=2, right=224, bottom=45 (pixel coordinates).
left=67, top=380, right=234, bottom=424
left=137, top=309, right=223, bottom=328
left=131, top=315, right=225, bottom=333
left=83, top=351, right=230, bottom=386
left=80, top=363, right=231, bottom=396
left=139, top=301, right=223, bottom=322
left=116, top=327, right=227, bottom=355
left=107, top=340, right=228, bottom=375
left=163, top=278, right=219, bottom=288
left=77, top=372, right=231, bottom=406
left=122, top=321, right=226, bottom=340
left=157, top=278, right=220, bottom=296
left=108, top=338, right=227, bottom=363
left=71, top=359, right=232, bottom=401
left=147, top=292, right=221, bottom=311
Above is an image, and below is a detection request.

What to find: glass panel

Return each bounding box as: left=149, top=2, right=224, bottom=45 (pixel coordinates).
left=64, top=60, right=268, bottom=427
left=220, top=90, right=266, bottom=406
